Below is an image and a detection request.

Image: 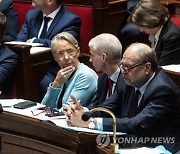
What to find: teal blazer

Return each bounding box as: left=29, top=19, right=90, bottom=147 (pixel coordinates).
left=41, top=63, right=98, bottom=112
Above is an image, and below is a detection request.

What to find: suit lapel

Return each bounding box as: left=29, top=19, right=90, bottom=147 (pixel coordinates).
left=122, top=87, right=135, bottom=117
left=33, top=13, right=43, bottom=38
left=155, top=21, right=170, bottom=58
left=99, top=75, right=109, bottom=104
left=136, top=69, right=160, bottom=113
left=46, top=6, right=65, bottom=38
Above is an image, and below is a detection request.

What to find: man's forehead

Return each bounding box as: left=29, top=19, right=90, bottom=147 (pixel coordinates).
left=122, top=56, right=134, bottom=61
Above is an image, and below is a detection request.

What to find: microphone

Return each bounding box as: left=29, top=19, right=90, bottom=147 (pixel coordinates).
left=82, top=112, right=91, bottom=121
left=82, top=107, right=118, bottom=153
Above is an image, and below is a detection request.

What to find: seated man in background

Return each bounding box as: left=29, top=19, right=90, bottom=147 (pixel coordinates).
left=66, top=43, right=180, bottom=153
left=16, top=0, right=81, bottom=100
left=0, top=0, right=18, bottom=42
left=118, top=0, right=148, bottom=52
left=41, top=32, right=98, bottom=113
left=0, top=12, right=18, bottom=98
left=128, top=0, right=180, bottom=66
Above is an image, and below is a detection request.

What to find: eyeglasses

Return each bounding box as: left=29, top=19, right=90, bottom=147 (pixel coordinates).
left=54, top=49, right=76, bottom=58
left=31, top=107, right=62, bottom=117
left=119, top=62, right=145, bottom=73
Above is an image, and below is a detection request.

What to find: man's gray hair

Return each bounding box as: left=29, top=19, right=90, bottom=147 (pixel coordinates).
left=89, top=33, right=122, bottom=63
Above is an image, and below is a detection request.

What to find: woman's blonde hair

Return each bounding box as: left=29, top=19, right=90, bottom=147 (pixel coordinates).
left=51, top=32, right=79, bottom=53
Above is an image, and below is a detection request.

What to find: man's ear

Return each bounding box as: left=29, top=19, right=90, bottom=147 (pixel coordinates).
left=145, top=62, right=151, bottom=74
left=102, top=52, right=107, bottom=62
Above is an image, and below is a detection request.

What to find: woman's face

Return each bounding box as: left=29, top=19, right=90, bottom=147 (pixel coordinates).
left=53, top=40, right=80, bottom=69
left=139, top=26, right=160, bottom=35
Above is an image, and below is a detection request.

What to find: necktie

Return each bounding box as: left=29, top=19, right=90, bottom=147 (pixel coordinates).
left=129, top=90, right=141, bottom=117
left=108, top=78, right=114, bottom=97
left=57, top=84, right=66, bottom=109
left=40, top=16, right=51, bottom=39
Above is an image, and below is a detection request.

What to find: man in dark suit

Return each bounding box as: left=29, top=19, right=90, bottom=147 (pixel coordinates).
left=88, top=34, right=122, bottom=107
left=16, top=0, right=81, bottom=100
left=0, top=0, right=18, bottom=42
left=0, top=12, right=18, bottom=98
left=64, top=33, right=122, bottom=116
left=128, top=0, right=180, bottom=66
left=67, top=43, right=180, bottom=153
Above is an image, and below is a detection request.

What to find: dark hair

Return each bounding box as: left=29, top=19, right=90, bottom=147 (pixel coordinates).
left=128, top=0, right=169, bottom=28
left=0, top=12, right=6, bottom=43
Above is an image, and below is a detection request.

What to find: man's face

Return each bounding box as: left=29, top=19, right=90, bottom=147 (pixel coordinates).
left=53, top=40, right=80, bottom=69
left=120, top=48, right=147, bottom=88
left=89, top=47, right=104, bottom=72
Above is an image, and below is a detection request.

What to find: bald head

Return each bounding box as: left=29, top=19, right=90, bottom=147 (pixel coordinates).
left=123, top=43, right=158, bottom=71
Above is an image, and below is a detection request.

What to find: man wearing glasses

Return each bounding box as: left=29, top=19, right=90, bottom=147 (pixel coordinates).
left=66, top=43, right=180, bottom=153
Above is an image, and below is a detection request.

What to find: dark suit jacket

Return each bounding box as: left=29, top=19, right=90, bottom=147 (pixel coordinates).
left=93, top=73, right=109, bottom=107
left=0, top=44, right=18, bottom=98
left=90, top=73, right=117, bottom=117
left=0, top=0, right=18, bottom=42
left=90, top=72, right=129, bottom=117
left=156, top=21, right=180, bottom=66
left=103, top=67, right=180, bottom=153
left=16, top=5, right=81, bottom=47
left=94, top=72, right=122, bottom=106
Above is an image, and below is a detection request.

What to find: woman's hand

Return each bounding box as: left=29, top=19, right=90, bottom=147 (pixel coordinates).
left=52, top=66, right=75, bottom=88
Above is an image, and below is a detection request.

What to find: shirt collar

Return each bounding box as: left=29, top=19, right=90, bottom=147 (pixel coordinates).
left=109, top=68, right=121, bottom=83
left=154, top=25, right=163, bottom=42
left=149, top=25, right=163, bottom=45
left=137, top=72, right=155, bottom=95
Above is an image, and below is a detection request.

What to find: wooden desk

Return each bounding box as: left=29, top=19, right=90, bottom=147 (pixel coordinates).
left=0, top=111, right=99, bottom=154
left=97, top=146, right=113, bottom=154
left=164, top=70, right=180, bottom=88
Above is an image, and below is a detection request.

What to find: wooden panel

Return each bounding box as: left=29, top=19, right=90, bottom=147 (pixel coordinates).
left=7, top=45, right=53, bottom=102
left=160, top=0, right=180, bottom=16
left=97, top=146, right=113, bottom=154
left=0, top=132, right=71, bottom=154
left=13, top=0, right=31, bottom=3
left=164, top=70, right=180, bottom=88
